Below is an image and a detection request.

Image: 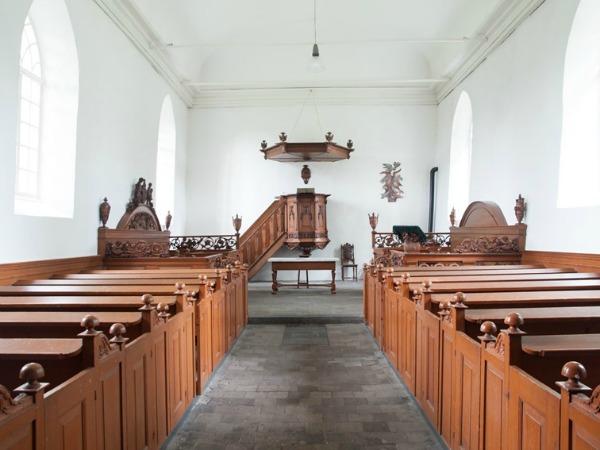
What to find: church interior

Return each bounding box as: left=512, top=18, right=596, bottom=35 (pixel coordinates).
left=1, top=0, right=600, bottom=449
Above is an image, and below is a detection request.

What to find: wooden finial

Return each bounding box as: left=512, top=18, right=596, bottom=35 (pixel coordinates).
left=80, top=315, right=100, bottom=335
left=438, top=301, right=450, bottom=320
left=453, top=292, right=467, bottom=308
left=109, top=323, right=128, bottom=347
left=561, top=361, right=588, bottom=389
left=449, top=207, right=456, bottom=227
left=514, top=194, right=526, bottom=224
left=157, top=304, right=170, bottom=321
left=368, top=213, right=379, bottom=231
left=478, top=321, right=497, bottom=343
left=422, top=280, right=433, bottom=292
left=401, top=273, right=410, bottom=281
left=139, top=294, right=154, bottom=311
left=392, top=280, right=401, bottom=292
left=174, top=282, right=186, bottom=294
left=504, top=312, right=525, bottom=334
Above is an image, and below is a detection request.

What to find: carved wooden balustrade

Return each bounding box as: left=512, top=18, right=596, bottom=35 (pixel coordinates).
left=169, top=234, right=239, bottom=254
left=238, top=199, right=287, bottom=279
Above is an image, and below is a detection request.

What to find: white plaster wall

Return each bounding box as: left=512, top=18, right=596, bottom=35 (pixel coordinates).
left=186, top=104, right=437, bottom=280
left=0, top=0, right=188, bottom=263
left=434, top=0, right=600, bottom=253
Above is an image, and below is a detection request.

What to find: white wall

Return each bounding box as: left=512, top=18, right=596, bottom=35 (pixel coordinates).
left=434, top=0, right=600, bottom=253
left=186, top=103, right=437, bottom=280
left=0, top=0, right=188, bottom=263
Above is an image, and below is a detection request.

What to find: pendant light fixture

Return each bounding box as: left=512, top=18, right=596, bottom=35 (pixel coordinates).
left=308, top=0, right=325, bottom=73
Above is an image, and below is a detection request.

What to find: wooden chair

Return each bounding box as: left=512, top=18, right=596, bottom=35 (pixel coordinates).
left=341, top=243, right=358, bottom=281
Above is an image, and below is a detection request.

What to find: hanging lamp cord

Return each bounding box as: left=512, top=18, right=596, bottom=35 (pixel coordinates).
left=291, top=89, right=324, bottom=137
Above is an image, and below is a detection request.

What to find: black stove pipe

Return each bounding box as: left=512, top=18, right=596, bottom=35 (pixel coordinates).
left=428, top=167, right=438, bottom=232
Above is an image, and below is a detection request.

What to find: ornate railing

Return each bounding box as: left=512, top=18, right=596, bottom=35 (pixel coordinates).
left=372, top=232, right=451, bottom=249
left=170, top=235, right=238, bottom=254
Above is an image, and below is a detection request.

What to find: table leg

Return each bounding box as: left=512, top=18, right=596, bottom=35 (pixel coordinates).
left=272, top=270, right=278, bottom=294
left=331, top=269, right=336, bottom=294
left=305, top=270, right=309, bottom=289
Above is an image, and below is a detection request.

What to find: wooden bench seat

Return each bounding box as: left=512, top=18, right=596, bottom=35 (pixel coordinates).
left=430, top=289, right=600, bottom=308
left=0, top=295, right=175, bottom=310
left=404, top=271, right=599, bottom=284
left=0, top=311, right=142, bottom=338
left=0, top=337, right=84, bottom=390
left=0, top=284, right=186, bottom=296
left=521, top=333, right=600, bottom=355
left=465, top=305, right=600, bottom=323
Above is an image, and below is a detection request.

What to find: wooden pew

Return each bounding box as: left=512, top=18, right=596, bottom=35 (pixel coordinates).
left=474, top=315, right=600, bottom=450
left=381, top=276, right=600, bottom=439
left=439, top=304, right=600, bottom=450
left=0, top=311, right=142, bottom=338
left=363, top=265, right=575, bottom=342
left=0, top=296, right=194, bottom=450
left=557, top=362, right=600, bottom=450
left=0, top=295, right=175, bottom=311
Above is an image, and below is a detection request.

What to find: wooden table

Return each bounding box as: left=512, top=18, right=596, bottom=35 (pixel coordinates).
left=269, top=257, right=338, bottom=294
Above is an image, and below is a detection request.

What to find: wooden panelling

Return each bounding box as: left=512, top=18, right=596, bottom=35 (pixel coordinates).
left=523, top=251, right=600, bottom=273
left=0, top=256, right=102, bottom=286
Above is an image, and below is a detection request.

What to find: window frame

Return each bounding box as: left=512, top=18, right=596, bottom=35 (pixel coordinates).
left=16, top=16, right=44, bottom=201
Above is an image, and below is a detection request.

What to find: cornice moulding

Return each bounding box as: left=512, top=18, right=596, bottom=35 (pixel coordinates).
left=191, top=87, right=438, bottom=108
left=93, top=0, right=194, bottom=107
left=436, top=0, right=546, bottom=103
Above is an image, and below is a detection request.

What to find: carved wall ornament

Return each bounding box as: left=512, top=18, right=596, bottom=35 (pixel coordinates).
left=454, top=236, right=520, bottom=254
left=380, top=162, right=404, bottom=202
left=301, top=165, right=311, bottom=184
left=99, top=197, right=111, bottom=227
left=165, top=211, right=172, bottom=231
left=514, top=194, right=526, bottom=224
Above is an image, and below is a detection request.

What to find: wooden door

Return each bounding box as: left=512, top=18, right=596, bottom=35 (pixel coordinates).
left=199, top=297, right=213, bottom=392
left=507, top=367, right=560, bottom=450
left=451, top=333, right=481, bottom=450
left=399, top=297, right=416, bottom=393
left=416, top=308, right=440, bottom=427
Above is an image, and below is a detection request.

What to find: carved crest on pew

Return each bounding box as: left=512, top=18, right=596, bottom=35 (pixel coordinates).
left=97, top=177, right=171, bottom=257
left=589, top=385, right=600, bottom=413
left=0, top=385, right=17, bottom=414
left=97, top=334, right=113, bottom=358
left=492, top=333, right=507, bottom=357
left=119, top=178, right=162, bottom=231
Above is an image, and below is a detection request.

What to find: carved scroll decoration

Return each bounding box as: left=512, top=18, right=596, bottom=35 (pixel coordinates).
left=105, top=241, right=170, bottom=258
left=491, top=333, right=507, bottom=357
left=97, top=334, right=113, bottom=358
left=588, top=385, right=600, bottom=413
left=454, top=236, right=520, bottom=254
left=0, top=385, right=17, bottom=414
left=170, top=235, right=238, bottom=254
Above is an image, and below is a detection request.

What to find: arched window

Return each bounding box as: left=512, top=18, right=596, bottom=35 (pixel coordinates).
left=15, top=1, right=79, bottom=218
left=447, top=91, right=473, bottom=219
left=16, top=17, right=43, bottom=199
left=156, top=95, right=176, bottom=225
left=558, top=0, right=600, bottom=208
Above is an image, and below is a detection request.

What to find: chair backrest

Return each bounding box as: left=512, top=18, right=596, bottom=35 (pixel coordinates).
left=341, top=243, right=355, bottom=264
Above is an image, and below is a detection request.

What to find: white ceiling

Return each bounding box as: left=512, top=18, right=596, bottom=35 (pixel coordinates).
left=107, top=0, right=539, bottom=105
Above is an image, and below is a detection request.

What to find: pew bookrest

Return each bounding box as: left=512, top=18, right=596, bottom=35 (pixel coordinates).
left=521, top=334, right=600, bottom=356
left=0, top=338, right=82, bottom=358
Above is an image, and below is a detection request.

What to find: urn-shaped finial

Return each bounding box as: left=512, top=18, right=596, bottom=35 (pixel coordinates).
left=232, top=214, right=242, bottom=233
left=368, top=212, right=379, bottom=231
left=165, top=211, right=172, bottom=231
left=346, top=139, right=354, bottom=149
left=514, top=194, right=526, bottom=224
left=301, top=165, right=311, bottom=184
left=99, top=197, right=111, bottom=228
left=261, top=140, right=268, bottom=149
left=325, top=131, right=334, bottom=142
left=449, top=207, right=456, bottom=227
left=279, top=132, right=287, bottom=142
